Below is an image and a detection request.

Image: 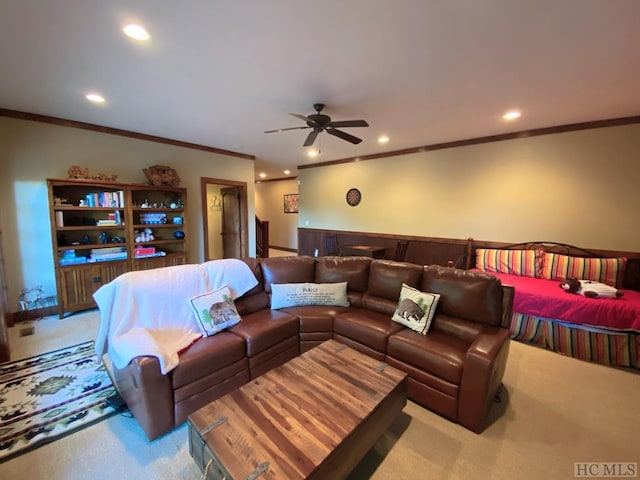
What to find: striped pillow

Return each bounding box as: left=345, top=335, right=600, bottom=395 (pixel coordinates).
left=475, top=248, right=539, bottom=277
left=541, top=253, right=626, bottom=288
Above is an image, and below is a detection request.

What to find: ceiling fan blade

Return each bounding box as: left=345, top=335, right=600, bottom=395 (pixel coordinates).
left=326, top=128, right=362, bottom=144
left=326, top=119, right=369, bottom=128
left=264, top=126, right=310, bottom=134
left=289, top=113, right=311, bottom=122
left=303, top=130, right=320, bottom=147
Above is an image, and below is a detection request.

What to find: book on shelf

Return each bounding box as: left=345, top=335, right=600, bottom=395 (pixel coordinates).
left=134, top=251, right=167, bottom=259
left=95, top=211, right=122, bottom=226
left=90, top=247, right=126, bottom=255
left=89, top=246, right=127, bottom=262
left=134, top=246, right=155, bottom=255
left=89, top=252, right=128, bottom=262
left=59, top=256, right=88, bottom=266
left=84, top=190, right=125, bottom=208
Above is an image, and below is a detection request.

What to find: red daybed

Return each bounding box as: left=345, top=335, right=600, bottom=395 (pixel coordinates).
left=469, top=242, right=640, bottom=369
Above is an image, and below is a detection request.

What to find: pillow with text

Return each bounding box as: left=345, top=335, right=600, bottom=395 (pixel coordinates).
left=270, top=282, right=350, bottom=309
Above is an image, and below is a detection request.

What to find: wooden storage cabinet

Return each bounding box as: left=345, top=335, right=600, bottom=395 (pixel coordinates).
left=48, top=179, right=188, bottom=317
left=58, top=261, right=128, bottom=312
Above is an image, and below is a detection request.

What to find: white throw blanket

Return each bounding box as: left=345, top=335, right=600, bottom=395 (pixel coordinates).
left=94, top=259, right=258, bottom=374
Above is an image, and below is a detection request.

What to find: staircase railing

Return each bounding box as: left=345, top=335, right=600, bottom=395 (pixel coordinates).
left=255, top=216, right=269, bottom=258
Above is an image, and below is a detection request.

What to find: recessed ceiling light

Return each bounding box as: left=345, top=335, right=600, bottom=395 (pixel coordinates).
left=378, top=135, right=389, bottom=144
left=502, top=110, right=521, bottom=121
left=307, top=150, right=318, bottom=158
left=123, top=24, right=150, bottom=41
left=259, top=172, right=267, bottom=178
left=283, top=170, right=291, bottom=175
left=85, top=93, right=105, bottom=103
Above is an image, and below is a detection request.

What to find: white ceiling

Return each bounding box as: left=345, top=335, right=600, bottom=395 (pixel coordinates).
left=1, top=1, right=639, bottom=180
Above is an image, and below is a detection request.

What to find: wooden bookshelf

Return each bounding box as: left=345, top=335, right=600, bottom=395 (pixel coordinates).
left=47, top=178, right=188, bottom=317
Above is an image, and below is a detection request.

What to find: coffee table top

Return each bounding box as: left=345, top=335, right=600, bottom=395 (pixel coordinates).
left=189, top=339, right=407, bottom=479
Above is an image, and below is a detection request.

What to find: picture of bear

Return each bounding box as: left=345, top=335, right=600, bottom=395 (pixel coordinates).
left=394, top=298, right=424, bottom=322
left=208, top=301, right=239, bottom=326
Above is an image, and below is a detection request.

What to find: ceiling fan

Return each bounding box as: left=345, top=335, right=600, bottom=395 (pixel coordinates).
left=264, top=103, right=369, bottom=147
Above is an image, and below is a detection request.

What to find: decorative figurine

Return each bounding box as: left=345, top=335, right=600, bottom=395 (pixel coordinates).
left=134, top=228, right=155, bottom=243
left=142, top=164, right=181, bottom=187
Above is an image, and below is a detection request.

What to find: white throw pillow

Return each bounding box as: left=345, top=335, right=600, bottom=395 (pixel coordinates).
left=270, top=282, right=350, bottom=309
left=392, top=283, right=440, bottom=335
left=189, top=285, right=242, bottom=337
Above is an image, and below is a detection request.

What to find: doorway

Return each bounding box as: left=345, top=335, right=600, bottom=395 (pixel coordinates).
left=201, top=177, right=249, bottom=260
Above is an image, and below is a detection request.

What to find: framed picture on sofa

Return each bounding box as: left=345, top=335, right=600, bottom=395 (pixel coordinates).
left=283, top=193, right=298, bottom=213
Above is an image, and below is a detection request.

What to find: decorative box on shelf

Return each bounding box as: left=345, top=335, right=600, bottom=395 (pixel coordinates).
left=140, top=213, right=167, bottom=224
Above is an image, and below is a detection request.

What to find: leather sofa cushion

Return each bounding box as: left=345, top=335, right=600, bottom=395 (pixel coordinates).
left=235, top=258, right=269, bottom=316
left=422, top=265, right=503, bottom=326
left=172, top=332, right=246, bottom=389
left=280, top=305, right=350, bottom=332
left=386, top=356, right=459, bottom=398
left=366, top=260, right=423, bottom=303
left=229, top=309, right=299, bottom=356
left=334, top=308, right=404, bottom=352
left=260, top=256, right=316, bottom=293
left=239, top=258, right=265, bottom=296
left=173, top=359, right=249, bottom=403
left=315, top=256, right=372, bottom=292
left=361, top=294, right=399, bottom=317
left=387, top=328, right=469, bottom=384
left=301, top=331, right=332, bottom=342
left=235, top=291, right=270, bottom=316
left=431, top=314, right=486, bottom=344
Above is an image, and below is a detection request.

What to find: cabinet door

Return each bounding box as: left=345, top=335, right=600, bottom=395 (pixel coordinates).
left=94, top=261, right=128, bottom=286
left=58, top=262, right=127, bottom=314
left=59, top=265, right=98, bottom=311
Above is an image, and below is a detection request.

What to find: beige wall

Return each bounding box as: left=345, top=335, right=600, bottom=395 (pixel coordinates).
left=255, top=179, right=299, bottom=250
left=298, top=124, right=640, bottom=252
left=0, top=116, right=256, bottom=312
left=2, top=116, right=638, bottom=312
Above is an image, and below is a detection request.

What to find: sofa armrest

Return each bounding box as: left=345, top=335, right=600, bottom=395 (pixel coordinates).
left=112, top=355, right=175, bottom=441
left=457, top=327, right=510, bottom=433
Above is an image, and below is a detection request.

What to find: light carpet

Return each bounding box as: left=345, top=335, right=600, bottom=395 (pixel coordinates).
left=0, top=341, right=118, bottom=463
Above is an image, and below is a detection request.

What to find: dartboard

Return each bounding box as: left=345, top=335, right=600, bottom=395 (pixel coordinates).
left=346, top=188, right=361, bottom=207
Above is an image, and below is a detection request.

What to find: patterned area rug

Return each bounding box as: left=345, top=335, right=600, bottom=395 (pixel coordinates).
left=0, top=341, right=120, bottom=462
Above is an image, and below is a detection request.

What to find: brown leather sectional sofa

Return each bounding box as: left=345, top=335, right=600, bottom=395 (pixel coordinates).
left=111, top=255, right=514, bottom=441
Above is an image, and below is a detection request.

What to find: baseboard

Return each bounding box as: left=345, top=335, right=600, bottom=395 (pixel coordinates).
left=8, top=306, right=58, bottom=325
left=270, top=245, right=297, bottom=253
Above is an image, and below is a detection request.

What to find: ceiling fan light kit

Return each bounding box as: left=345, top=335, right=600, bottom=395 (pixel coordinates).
left=265, top=103, right=369, bottom=147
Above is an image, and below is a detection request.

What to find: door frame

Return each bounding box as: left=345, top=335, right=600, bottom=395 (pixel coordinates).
left=201, top=177, right=249, bottom=260
left=0, top=228, right=9, bottom=362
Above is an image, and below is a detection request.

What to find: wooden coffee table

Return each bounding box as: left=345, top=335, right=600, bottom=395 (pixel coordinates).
left=188, top=339, right=407, bottom=480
